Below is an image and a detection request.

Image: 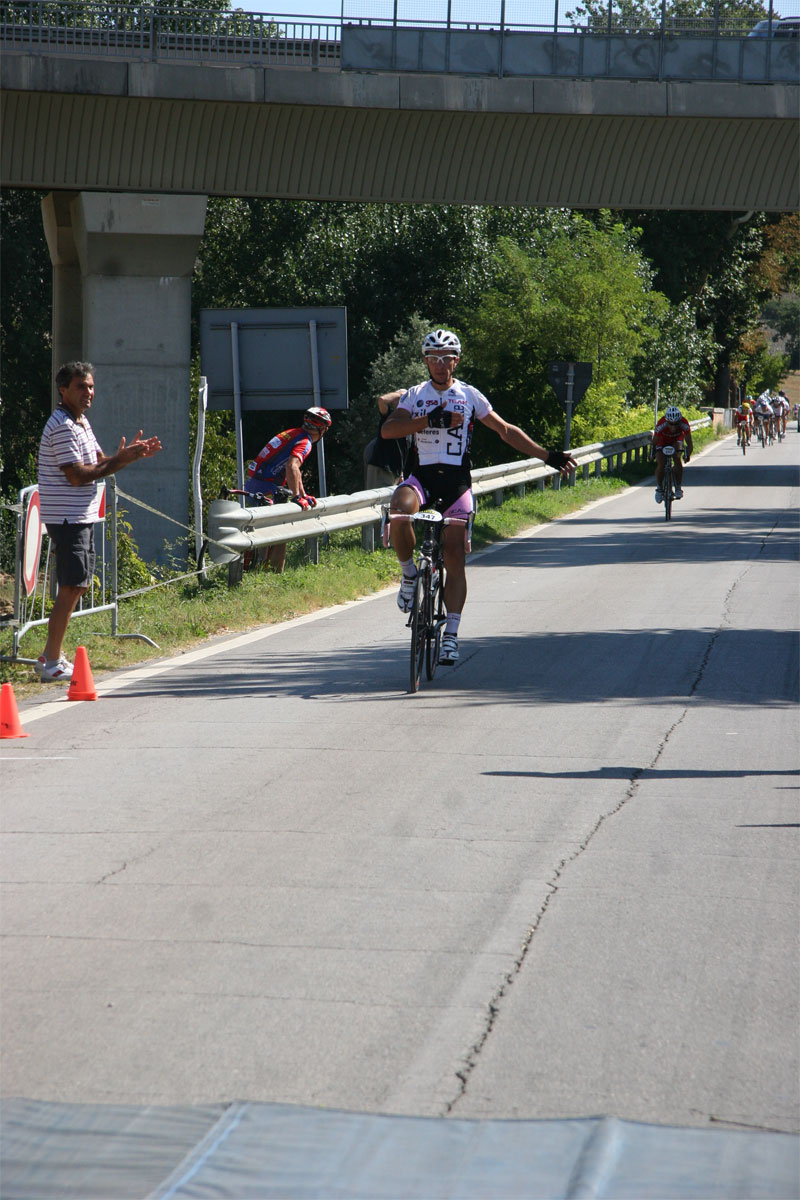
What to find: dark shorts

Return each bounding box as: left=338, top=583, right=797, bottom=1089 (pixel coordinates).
left=45, top=522, right=95, bottom=589
left=400, top=463, right=474, bottom=520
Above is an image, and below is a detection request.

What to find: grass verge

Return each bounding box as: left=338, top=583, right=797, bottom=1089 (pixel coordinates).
left=1, top=428, right=721, bottom=699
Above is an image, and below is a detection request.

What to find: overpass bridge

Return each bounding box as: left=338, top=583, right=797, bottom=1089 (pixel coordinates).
left=2, top=4, right=798, bottom=210
left=1, top=3, right=797, bottom=558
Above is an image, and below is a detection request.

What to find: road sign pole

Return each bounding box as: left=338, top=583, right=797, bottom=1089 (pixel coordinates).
left=230, top=322, right=245, bottom=498
left=309, top=320, right=328, bottom=498
left=564, top=362, right=575, bottom=451
left=653, top=377, right=660, bottom=432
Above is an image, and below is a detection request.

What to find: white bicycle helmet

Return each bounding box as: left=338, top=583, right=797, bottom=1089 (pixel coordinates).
left=422, top=329, right=461, bottom=357
left=665, top=406, right=682, bottom=422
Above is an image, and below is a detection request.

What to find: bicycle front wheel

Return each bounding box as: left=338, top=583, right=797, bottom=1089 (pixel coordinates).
left=425, top=567, right=445, bottom=681
left=409, top=567, right=427, bottom=693
left=664, top=466, right=673, bottom=521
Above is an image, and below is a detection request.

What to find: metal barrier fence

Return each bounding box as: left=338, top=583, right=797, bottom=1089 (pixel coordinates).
left=1, top=480, right=117, bottom=667
left=1, top=418, right=710, bottom=665
left=2, top=1, right=796, bottom=80
left=207, top=419, right=710, bottom=575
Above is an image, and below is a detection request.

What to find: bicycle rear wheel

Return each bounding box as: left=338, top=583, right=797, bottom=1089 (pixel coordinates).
left=409, top=567, right=427, bottom=693
left=425, top=567, right=445, bottom=681
left=664, top=465, right=673, bottom=521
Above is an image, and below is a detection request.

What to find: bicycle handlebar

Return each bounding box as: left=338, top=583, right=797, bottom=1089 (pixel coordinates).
left=220, top=484, right=294, bottom=504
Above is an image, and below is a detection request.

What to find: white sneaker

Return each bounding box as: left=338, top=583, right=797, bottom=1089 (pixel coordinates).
left=440, top=634, right=459, bottom=664
left=654, top=488, right=663, bottom=503
left=674, top=487, right=684, bottom=499
left=40, top=657, right=74, bottom=682
left=35, top=653, right=73, bottom=678
left=397, top=573, right=417, bottom=613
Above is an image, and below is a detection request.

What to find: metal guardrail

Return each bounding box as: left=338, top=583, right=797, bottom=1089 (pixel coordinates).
left=1, top=419, right=710, bottom=660
left=206, top=420, right=710, bottom=570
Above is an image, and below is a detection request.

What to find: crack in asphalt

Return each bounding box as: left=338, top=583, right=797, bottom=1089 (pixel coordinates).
left=94, top=845, right=157, bottom=885
left=443, top=545, right=765, bottom=1116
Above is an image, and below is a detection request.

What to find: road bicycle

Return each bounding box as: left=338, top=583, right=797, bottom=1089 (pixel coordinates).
left=661, top=445, right=678, bottom=521
left=755, top=415, right=768, bottom=448
left=219, top=484, right=295, bottom=576
left=381, top=506, right=472, bottom=693
left=736, top=422, right=750, bottom=455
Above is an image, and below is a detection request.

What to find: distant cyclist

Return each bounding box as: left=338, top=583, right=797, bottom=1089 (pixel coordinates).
left=380, top=329, right=576, bottom=665
left=733, top=399, right=753, bottom=446
left=771, top=391, right=789, bottom=438
left=753, top=392, right=775, bottom=442
left=244, top=406, right=332, bottom=572
left=652, top=405, right=693, bottom=502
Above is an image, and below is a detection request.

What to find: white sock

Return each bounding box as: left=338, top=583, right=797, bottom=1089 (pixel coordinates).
left=445, top=614, right=461, bottom=637
left=401, top=558, right=417, bottom=578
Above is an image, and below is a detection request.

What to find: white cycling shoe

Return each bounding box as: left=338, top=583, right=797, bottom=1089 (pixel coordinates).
left=440, top=634, right=459, bottom=664
left=397, top=574, right=417, bottom=612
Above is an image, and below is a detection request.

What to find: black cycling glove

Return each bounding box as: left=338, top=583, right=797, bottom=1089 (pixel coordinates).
left=546, top=448, right=572, bottom=470
left=427, top=405, right=454, bottom=429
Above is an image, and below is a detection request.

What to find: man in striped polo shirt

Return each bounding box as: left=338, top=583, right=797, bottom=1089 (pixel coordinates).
left=36, top=361, right=162, bottom=682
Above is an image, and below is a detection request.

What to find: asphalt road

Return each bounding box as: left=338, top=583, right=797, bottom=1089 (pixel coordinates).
left=2, top=433, right=798, bottom=1136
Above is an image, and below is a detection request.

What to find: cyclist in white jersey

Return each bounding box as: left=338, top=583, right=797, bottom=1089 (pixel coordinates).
left=380, top=329, right=576, bottom=664
left=754, top=391, right=775, bottom=440
left=771, top=391, right=789, bottom=437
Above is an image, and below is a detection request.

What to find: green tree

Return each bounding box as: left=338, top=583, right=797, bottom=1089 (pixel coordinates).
left=0, top=189, right=51, bottom=500
left=761, top=296, right=800, bottom=368
left=566, top=0, right=767, bottom=33
left=464, top=216, right=662, bottom=455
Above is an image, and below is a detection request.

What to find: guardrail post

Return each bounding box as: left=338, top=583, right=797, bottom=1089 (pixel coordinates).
left=493, top=487, right=504, bottom=507
left=582, top=463, right=590, bottom=481
left=109, top=475, right=119, bottom=635
left=553, top=474, right=561, bottom=491
left=515, top=483, right=525, bottom=498
left=594, top=459, right=602, bottom=477
left=306, top=536, right=320, bottom=565
left=361, top=523, right=376, bottom=552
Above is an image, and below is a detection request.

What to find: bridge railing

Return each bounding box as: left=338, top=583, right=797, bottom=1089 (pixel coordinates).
left=2, top=2, right=797, bottom=81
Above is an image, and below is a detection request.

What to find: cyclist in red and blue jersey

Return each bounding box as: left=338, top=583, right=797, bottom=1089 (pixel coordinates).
left=244, top=406, right=331, bottom=572
left=380, top=329, right=575, bottom=665
left=652, top=406, right=693, bottom=503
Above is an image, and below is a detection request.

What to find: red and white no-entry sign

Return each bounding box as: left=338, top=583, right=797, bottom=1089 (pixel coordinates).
left=22, top=488, right=43, bottom=597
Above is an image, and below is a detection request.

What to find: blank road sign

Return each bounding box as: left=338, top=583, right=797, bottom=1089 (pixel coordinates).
left=200, top=307, right=348, bottom=412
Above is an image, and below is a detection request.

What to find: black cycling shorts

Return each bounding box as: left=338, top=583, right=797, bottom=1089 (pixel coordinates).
left=400, top=463, right=473, bottom=519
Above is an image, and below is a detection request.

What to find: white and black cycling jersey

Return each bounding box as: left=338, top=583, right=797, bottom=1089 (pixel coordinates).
left=397, top=378, right=493, bottom=467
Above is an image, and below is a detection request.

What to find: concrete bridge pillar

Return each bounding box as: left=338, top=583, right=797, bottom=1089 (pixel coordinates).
left=41, top=191, right=83, bottom=408
left=42, top=191, right=207, bottom=564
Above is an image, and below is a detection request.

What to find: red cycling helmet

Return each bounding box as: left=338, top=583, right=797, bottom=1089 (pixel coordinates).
left=302, top=407, right=332, bottom=432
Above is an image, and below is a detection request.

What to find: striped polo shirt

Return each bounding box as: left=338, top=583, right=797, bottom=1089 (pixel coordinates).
left=38, top=407, right=103, bottom=524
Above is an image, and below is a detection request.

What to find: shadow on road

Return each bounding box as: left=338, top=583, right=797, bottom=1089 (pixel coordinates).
left=484, top=767, right=800, bottom=782
left=483, top=505, right=798, bottom=570
left=110, top=627, right=799, bottom=709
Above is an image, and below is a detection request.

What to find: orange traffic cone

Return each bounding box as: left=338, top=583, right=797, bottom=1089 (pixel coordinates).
left=0, top=682, right=30, bottom=738
left=67, top=646, right=97, bottom=702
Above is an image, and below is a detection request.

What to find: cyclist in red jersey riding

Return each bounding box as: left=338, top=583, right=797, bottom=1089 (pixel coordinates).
left=244, top=406, right=331, bottom=573
left=380, top=329, right=576, bottom=665
left=652, top=405, right=693, bottom=503
left=733, top=399, right=753, bottom=446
